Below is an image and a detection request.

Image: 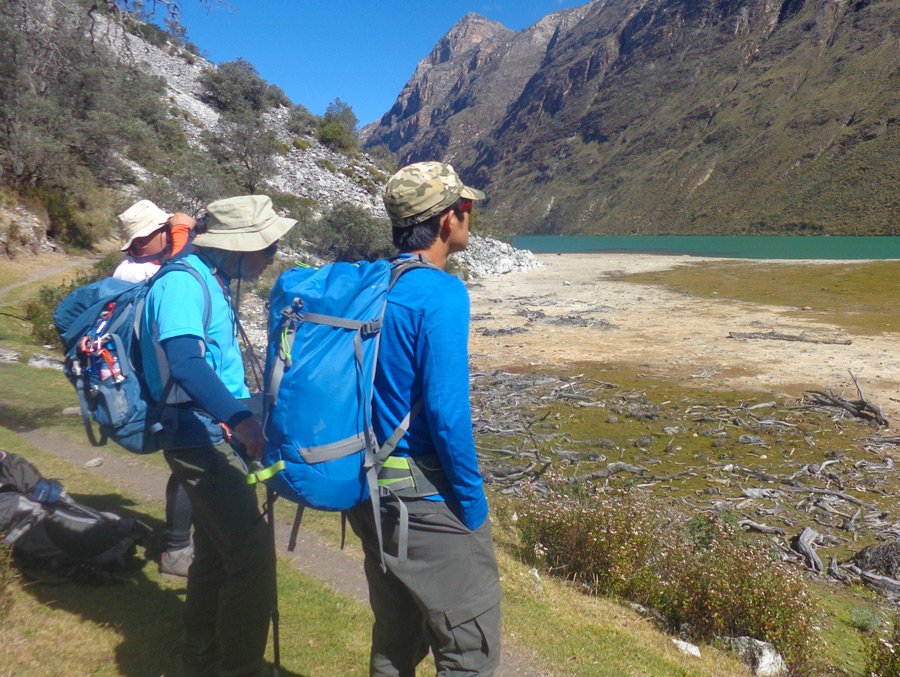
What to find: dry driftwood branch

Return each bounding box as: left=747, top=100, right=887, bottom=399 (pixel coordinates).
left=846, top=566, right=900, bottom=596
left=777, top=485, right=874, bottom=508
left=791, top=527, right=823, bottom=573
left=739, top=519, right=786, bottom=536
left=567, top=461, right=647, bottom=484
left=828, top=557, right=849, bottom=583
left=728, top=330, right=852, bottom=345
left=804, top=374, right=889, bottom=427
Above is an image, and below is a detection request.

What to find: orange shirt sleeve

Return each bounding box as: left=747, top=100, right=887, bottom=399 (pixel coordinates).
left=169, top=224, right=192, bottom=257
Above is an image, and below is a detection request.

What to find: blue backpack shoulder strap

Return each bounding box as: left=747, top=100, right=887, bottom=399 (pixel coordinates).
left=139, top=260, right=213, bottom=408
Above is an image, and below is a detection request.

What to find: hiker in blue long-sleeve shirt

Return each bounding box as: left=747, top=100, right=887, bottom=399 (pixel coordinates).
left=348, top=162, right=502, bottom=676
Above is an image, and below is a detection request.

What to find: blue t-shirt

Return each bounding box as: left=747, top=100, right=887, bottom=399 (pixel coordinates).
left=140, top=254, right=249, bottom=402
left=374, top=259, right=488, bottom=530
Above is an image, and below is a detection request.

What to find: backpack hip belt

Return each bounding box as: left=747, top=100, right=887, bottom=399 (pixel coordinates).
left=377, top=453, right=451, bottom=499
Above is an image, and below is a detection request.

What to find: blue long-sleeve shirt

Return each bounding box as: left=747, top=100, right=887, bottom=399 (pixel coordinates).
left=374, top=258, right=488, bottom=530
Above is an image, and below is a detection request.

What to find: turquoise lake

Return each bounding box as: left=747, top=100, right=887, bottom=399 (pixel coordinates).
left=509, top=236, right=900, bottom=260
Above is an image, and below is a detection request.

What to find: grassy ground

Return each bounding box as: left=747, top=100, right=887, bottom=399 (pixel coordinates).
left=3, top=254, right=898, bottom=675
left=623, top=259, right=900, bottom=336
left=0, top=364, right=750, bottom=676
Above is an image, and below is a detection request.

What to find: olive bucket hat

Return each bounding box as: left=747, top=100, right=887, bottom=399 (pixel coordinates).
left=118, top=200, right=172, bottom=251
left=193, top=195, right=298, bottom=252
left=383, top=161, right=485, bottom=228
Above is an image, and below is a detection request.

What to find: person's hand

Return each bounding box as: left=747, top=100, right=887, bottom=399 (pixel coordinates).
left=233, top=416, right=266, bottom=459
left=169, top=212, right=196, bottom=230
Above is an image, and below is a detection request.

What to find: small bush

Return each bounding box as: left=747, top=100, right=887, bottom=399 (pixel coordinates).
left=287, top=104, right=320, bottom=136
left=292, top=137, right=310, bottom=151
left=199, top=59, right=273, bottom=113
left=317, top=98, right=359, bottom=152
left=304, top=202, right=393, bottom=263
left=865, top=614, right=900, bottom=676
left=518, top=486, right=816, bottom=671
left=316, top=158, right=337, bottom=173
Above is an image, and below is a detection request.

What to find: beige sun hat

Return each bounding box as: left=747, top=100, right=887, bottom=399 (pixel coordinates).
left=193, top=195, right=298, bottom=252
left=117, top=200, right=172, bottom=251
left=383, top=161, right=485, bottom=228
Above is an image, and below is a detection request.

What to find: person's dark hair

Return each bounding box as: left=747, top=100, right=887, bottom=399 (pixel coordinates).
left=391, top=199, right=464, bottom=252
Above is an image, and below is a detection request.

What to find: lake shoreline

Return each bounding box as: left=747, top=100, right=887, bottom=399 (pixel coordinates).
left=467, top=252, right=900, bottom=425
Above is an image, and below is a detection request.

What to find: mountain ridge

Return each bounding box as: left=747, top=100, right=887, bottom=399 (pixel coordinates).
left=365, top=0, right=900, bottom=236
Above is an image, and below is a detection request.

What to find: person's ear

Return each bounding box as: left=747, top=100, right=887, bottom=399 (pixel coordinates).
left=439, top=210, right=455, bottom=240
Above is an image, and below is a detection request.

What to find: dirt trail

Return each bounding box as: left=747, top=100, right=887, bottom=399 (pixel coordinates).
left=18, top=428, right=550, bottom=677
left=0, top=253, right=94, bottom=304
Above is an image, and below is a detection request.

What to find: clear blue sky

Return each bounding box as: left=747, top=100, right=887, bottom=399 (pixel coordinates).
left=166, top=1, right=591, bottom=127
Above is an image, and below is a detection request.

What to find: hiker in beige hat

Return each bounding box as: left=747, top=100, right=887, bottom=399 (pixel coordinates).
left=112, top=199, right=200, bottom=578
left=112, top=199, right=197, bottom=283
left=139, top=194, right=297, bottom=676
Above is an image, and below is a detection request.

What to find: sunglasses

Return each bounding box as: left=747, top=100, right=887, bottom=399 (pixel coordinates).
left=457, top=200, right=473, bottom=214
left=261, top=240, right=279, bottom=257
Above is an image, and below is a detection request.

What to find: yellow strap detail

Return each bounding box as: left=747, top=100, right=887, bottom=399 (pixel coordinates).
left=382, top=456, right=411, bottom=470
left=378, top=477, right=411, bottom=486
left=246, top=460, right=286, bottom=485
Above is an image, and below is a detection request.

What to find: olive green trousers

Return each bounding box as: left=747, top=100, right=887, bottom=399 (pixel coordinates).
left=165, top=444, right=276, bottom=677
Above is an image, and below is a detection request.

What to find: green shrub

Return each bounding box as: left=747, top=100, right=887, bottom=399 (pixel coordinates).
left=287, top=104, right=320, bottom=136
left=199, top=59, right=273, bottom=114
left=365, top=143, right=399, bottom=174
left=518, top=486, right=816, bottom=671
left=316, top=158, right=337, bottom=173
left=317, top=98, right=359, bottom=152
left=304, top=202, right=393, bottom=263
left=865, top=614, right=900, bottom=676
left=24, top=251, right=123, bottom=348
left=292, top=137, right=310, bottom=151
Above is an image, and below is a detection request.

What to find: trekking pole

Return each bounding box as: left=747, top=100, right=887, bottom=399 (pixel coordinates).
left=266, top=485, right=281, bottom=676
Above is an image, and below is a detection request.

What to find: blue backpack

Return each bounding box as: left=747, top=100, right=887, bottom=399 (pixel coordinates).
left=251, top=256, right=436, bottom=517
left=54, top=261, right=215, bottom=454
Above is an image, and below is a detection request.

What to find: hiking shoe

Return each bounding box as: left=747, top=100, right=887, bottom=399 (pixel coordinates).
left=159, top=543, right=193, bottom=578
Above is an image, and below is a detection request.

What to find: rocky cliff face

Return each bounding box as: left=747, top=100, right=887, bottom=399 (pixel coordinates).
left=360, top=7, right=592, bottom=166
left=368, top=0, right=900, bottom=236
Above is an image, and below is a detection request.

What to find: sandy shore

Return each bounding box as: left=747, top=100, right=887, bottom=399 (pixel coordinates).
left=466, top=253, right=900, bottom=425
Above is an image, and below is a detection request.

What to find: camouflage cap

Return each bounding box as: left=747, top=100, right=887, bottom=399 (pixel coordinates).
left=383, top=161, right=485, bottom=228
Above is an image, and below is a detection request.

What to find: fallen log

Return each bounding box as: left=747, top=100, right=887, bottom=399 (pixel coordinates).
left=728, top=330, right=852, bottom=345
left=804, top=371, right=888, bottom=426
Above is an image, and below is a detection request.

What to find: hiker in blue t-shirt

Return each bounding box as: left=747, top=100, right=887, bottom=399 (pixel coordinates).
left=112, top=199, right=199, bottom=577
left=347, top=162, right=503, bottom=676
left=140, top=195, right=297, bottom=677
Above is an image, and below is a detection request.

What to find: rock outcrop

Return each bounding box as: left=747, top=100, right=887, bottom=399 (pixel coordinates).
left=451, top=235, right=543, bottom=278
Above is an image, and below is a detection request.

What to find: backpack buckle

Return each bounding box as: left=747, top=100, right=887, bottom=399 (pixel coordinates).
left=279, top=298, right=305, bottom=324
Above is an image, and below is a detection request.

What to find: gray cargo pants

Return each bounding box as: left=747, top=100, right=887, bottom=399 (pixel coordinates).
left=348, top=497, right=503, bottom=677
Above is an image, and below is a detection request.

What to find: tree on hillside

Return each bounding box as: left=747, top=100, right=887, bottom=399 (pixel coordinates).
left=304, top=202, right=393, bottom=262
left=318, top=98, right=359, bottom=152
left=0, top=0, right=188, bottom=246
left=204, top=110, right=279, bottom=194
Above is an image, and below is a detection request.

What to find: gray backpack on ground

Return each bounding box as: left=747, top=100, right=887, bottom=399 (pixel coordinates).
left=0, top=450, right=150, bottom=582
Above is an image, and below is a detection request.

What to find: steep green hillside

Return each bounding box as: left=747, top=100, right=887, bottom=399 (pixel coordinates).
left=468, top=0, right=900, bottom=235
